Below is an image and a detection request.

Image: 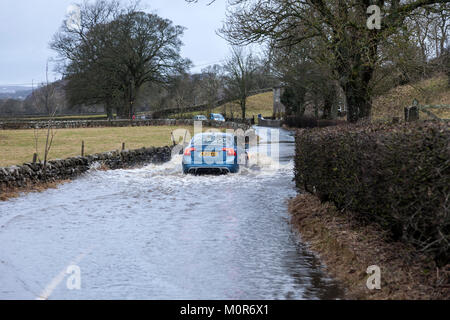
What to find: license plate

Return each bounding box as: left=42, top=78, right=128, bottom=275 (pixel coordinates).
left=201, top=152, right=217, bottom=157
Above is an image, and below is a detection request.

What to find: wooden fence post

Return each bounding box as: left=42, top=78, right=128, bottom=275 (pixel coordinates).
left=81, top=140, right=85, bottom=157
left=32, top=153, right=37, bottom=163
left=171, top=131, right=176, bottom=146
left=122, top=142, right=125, bottom=151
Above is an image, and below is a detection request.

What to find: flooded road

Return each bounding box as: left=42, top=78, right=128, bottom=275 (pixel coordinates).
left=0, top=127, right=343, bottom=299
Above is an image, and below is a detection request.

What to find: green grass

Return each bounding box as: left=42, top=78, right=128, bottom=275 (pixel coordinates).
left=0, top=125, right=225, bottom=167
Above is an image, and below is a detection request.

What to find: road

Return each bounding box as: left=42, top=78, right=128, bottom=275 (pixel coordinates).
left=0, top=127, right=343, bottom=299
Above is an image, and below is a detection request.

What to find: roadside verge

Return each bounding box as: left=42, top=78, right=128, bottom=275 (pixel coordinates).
left=289, top=193, right=449, bottom=300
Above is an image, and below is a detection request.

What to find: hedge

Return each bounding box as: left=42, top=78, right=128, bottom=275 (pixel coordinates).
left=283, top=115, right=345, bottom=128
left=294, top=121, right=449, bottom=265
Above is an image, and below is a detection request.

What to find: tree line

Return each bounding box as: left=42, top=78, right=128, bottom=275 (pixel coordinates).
left=2, top=0, right=448, bottom=122
left=0, top=1, right=273, bottom=119
left=49, top=0, right=276, bottom=120
left=191, top=0, right=449, bottom=122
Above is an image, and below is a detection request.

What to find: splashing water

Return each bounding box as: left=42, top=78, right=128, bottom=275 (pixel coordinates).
left=0, top=127, right=343, bottom=300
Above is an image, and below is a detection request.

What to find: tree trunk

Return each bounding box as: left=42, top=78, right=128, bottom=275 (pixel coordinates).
left=341, top=68, right=373, bottom=122
left=322, top=92, right=333, bottom=120
left=322, top=101, right=332, bottom=119
left=106, top=106, right=113, bottom=120
left=343, top=85, right=371, bottom=122
left=129, top=85, right=139, bottom=119
left=240, top=97, right=246, bottom=119
left=105, top=99, right=114, bottom=120
left=118, top=96, right=130, bottom=119
left=334, top=29, right=377, bottom=123
left=118, top=83, right=135, bottom=120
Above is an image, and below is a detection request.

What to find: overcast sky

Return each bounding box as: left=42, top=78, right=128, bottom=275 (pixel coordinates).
left=0, top=0, right=230, bottom=86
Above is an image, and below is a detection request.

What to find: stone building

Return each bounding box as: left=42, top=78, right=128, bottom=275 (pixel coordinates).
left=273, top=85, right=286, bottom=117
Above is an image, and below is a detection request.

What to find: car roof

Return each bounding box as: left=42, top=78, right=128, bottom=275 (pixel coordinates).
left=192, top=132, right=234, bottom=138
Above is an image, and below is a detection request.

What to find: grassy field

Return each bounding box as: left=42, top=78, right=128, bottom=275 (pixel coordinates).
left=372, top=74, right=450, bottom=121
left=172, top=91, right=274, bottom=119
left=0, top=125, right=225, bottom=167
left=2, top=91, right=274, bottom=122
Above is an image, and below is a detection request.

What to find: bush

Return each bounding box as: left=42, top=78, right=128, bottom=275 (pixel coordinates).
left=284, top=115, right=318, bottom=128
left=284, top=115, right=344, bottom=128
left=294, top=121, right=450, bottom=265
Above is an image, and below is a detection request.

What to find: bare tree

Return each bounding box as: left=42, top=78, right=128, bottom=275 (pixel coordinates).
left=32, top=61, right=59, bottom=168
left=223, top=47, right=259, bottom=119
left=428, top=4, right=450, bottom=58
left=171, top=73, right=196, bottom=117
left=191, top=0, right=450, bottom=122
left=32, top=63, right=58, bottom=115
left=199, top=64, right=223, bottom=115
left=51, top=0, right=190, bottom=119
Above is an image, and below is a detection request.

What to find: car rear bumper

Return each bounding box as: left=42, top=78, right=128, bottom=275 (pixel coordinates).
left=182, top=163, right=239, bottom=174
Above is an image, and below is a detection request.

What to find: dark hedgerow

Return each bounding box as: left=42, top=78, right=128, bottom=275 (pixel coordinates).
left=294, top=121, right=449, bottom=265
left=283, top=115, right=346, bottom=128
left=284, top=115, right=318, bottom=128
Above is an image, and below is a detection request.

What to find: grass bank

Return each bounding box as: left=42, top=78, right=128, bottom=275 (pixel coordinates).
left=289, top=193, right=449, bottom=300
left=372, top=74, right=450, bottom=120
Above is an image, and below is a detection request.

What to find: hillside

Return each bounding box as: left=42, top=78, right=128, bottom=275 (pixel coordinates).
left=172, top=91, right=274, bottom=119
left=372, top=74, right=450, bottom=121
left=216, top=91, right=274, bottom=118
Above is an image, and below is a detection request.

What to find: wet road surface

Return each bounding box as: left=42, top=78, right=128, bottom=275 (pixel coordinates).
left=0, top=127, right=343, bottom=299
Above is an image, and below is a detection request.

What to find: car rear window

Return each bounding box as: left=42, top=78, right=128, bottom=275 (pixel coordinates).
left=192, top=134, right=233, bottom=146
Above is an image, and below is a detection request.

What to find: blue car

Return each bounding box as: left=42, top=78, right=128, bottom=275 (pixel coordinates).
left=209, top=113, right=225, bottom=122
left=182, top=132, right=248, bottom=174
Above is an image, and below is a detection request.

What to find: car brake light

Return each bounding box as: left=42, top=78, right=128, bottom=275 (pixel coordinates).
left=184, top=147, right=196, bottom=156
left=222, top=148, right=236, bottom=156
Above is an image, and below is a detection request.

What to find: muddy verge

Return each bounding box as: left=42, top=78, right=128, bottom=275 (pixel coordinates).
left=288, top=193, right=449, bottom=300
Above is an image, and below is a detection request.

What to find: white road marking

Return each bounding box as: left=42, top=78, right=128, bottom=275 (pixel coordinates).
left=36, top=249, right=91, bottom=300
